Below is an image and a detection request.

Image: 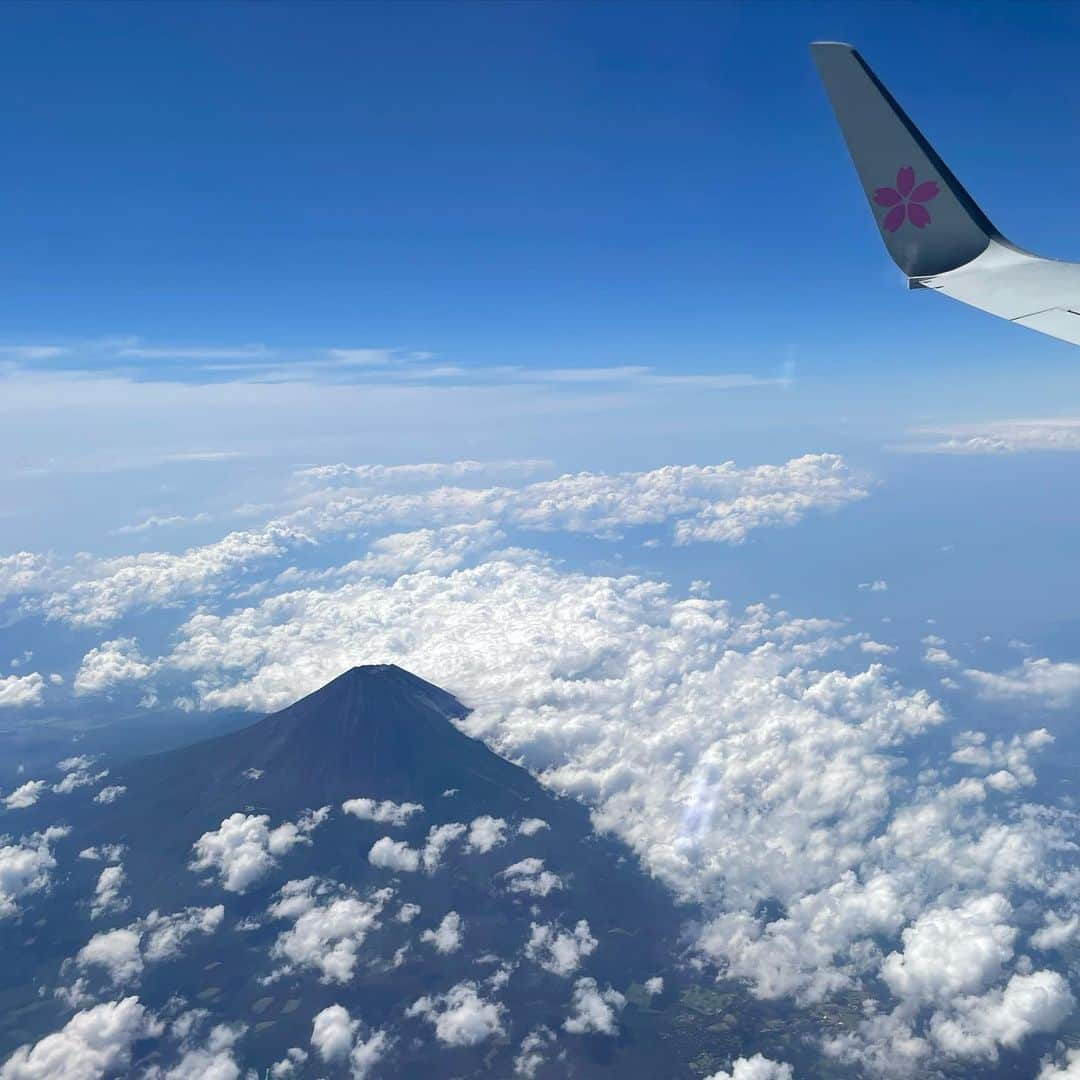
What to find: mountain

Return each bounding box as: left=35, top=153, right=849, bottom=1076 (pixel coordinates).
left=0, top=666, right=827, bottom=1078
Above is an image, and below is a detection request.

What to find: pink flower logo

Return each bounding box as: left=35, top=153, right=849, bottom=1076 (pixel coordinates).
left=873, top=166, right=940, bottom=232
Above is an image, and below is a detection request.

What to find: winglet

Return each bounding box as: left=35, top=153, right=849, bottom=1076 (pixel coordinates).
left=811, top=42, right=999, bottom=278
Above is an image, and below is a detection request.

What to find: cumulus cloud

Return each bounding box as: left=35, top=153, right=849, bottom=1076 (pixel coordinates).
left=267, top=878, right=391, bottom=983
left=513, top=1026, right=557, bottom=1078
left=76, top=905, right=224, bottom=985
left=0, top=996, right=162, bottom=1080
left=406, top=981, right=505, bottom=1047
left=1039, top=1048, right=1080, bottom=1079
left=397, top=903, right=421, bottom=924
left=52, top=756, right=109, bottom=795
left=90, top=864, right=129, bottom=919
left=465, top=815, right=507, bottom=854
left=114, top=536, right=1080, bottom=1072
left=525, top=920, right=597, bottom=977
left=368, top=837, right=420, bottom=873
left=311, top=1004, right=356, bottom=1063
left=268, top=1047, right=308, bottom=1079
left=45, top=525, right=302, bottom=627
left=421, top=822, right=467, bottom=872
left=0, top=673, right=44, bottom=708
left=8, top=461, right=1079, bottom=1074
left=964, top=658, right=1080, bottom=708
left=8, top=454, right=864, bottom=628
left=421, top=911, right=464, bottom=955
left=704, top=1055, right=794, bottom=1080
left=899, top=418, right=1080, bottom=455
left=3, top=780, right=47, bottom=809
left=368, top=822, right=469, bottom=876
left=144, top=1021, right=246, bottom=1080
left=73, top=638, right=155, bottom=696
left=881, top=894, right=1016, bottom=1004
left=93, top=785, right=127, bottom=805
left=517, top=818, right=549, bottom=837
left=78, top=844, right=124, bottom=863
left=190, top=806, right=330, bottom=892
left=343, top=797, right=423, bottom=826
left=928, top=970, right=1074, bottom=1060
left=950, top=729, right=1053, bottom=788
left=563, top=977, right=626, bottom=1035
left=0, top=826, right=69, bottom=918
left=309, top=1004, right=390, bottom=1079
left=499, top=858, right=564, bottom=898
left=1032, top=911, right=1080, bottom=952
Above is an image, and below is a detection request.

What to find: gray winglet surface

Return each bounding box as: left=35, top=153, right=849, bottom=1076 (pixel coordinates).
left=811, top=42, right=999, bottom=278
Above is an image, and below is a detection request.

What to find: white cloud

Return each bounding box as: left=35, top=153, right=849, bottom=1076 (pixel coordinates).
left=950, top=729, right=1052, bottom=787
left=9, top=461, right=1079, bottom=1074
left=499, top=858, right=564, bottom=898
left=860, top=640, right=896, bottom=656
left=93, top=785, right=127, bottom=805
left=90, top=865, right=129, bottom=919
left=76, top=906, right=224, bottom=984
left=421, top=822, right=466, bottom=873
left=51, top=756, right=109, bottom=796
left=421, top=911, right=464, bottom=955
left=0, top=673, right=44, bottom=708
left=190, top=807, right=330, bottom=893
left=563, top=977, right=626, bottom=1035
left=0, top=997, right=162, bottom=1080
left=267, top=878, right=391, bottom=983
left=525, top=920, right=597, bottom=977
left=704, top=1055, right=794, bottom=1080
left=858, top=580, right=888, bottom=592
left=73, top=638, right=155, bottom=695
left=965, top=658, right=1080, bottom=708
left=4, top=780, right=47, bottom=809
left=396, top=902, right=421, bottom=924
left=268, top=1047, right=307, bottom=1079
left=881, top=894, right=1016, bottom=1005
left=644, top=976, right=664, bottom=995
left=144, top=1021, right=246, bottom=1080
left=513, top=1026, right=556, bottom=1078
left=406, top=981, right=505, bottom=1047
left=1039, top=1048, right=1080, bottom=1079
left=11, top=454, right=865, bottom=628
left=899, top=418, right=1080, bottom=455
left=309, top=1005, right=391, bottom=1080
left=1032, top=911, right=1080, bottom=952
left=368, top=837, right=420, bottom=873
left=928, top=970, right=1074, bottom=1060
left=465, top=815, right=507, bottom=854
left=78, top=844, right=124, bottom=863
left=311, top=1004, right=356, bottom=1063
left=343, top=797, right=423, bottom=826
left=924, top=647, right=958, bottom=668
left=517, top=818, right=549, bottom=837
left=45, top=525, right=303, bottom=627
left=0, top=826, right=69, bottom=918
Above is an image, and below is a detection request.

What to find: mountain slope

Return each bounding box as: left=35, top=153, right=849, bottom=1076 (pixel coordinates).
left=0, top=666, right=819, bottom=1079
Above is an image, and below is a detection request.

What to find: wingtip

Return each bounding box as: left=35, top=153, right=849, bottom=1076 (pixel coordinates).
left=810, top=40, right=855, bottom=51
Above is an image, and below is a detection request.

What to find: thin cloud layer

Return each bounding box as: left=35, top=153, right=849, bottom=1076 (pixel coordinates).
left=3, top=455, right=866, bottom=627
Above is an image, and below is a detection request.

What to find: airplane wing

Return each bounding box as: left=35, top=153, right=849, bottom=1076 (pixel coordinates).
left=811, top=41, right=1080, bottom=348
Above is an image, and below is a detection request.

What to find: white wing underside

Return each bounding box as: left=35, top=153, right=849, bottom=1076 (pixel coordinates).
left=918, top=239, right=1080, bottom=347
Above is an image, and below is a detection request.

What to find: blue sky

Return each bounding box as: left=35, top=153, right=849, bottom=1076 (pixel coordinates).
left=5, top=1, right=1080, bottom=668
left=4, top=0, right=1080, bottom=385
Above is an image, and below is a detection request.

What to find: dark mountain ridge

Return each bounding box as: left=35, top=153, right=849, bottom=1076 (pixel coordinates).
left=3, top=665, right=812, bottom=1079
